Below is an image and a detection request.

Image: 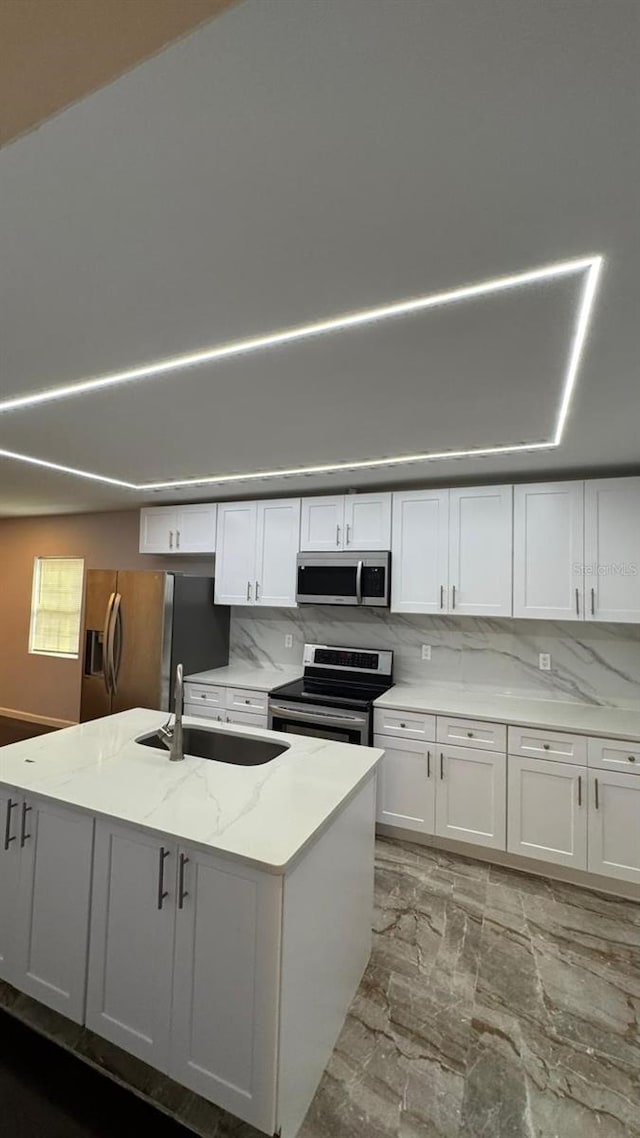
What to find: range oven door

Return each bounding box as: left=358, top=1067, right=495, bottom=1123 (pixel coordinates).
left=296, top=553, right=390, bottom=607
left=268, top=700, right=369, bottom=745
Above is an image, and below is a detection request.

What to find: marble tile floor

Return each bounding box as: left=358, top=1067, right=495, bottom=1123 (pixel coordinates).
left=1, top=837, right=638, bottom=1138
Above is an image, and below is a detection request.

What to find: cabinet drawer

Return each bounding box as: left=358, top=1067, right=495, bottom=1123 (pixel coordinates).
left=587, top=736, right=640, bottom=774
left=184, top=683, right=225, bottom=708
left=226, top=710, right=268, bottom=730
left=373, top=708, right=436, bottom=742
left=436, top=716, right=506, bottom=752
left=184, top=702, right=224, bottom=722
left=508, top=726, right=587, bottom=765
left=225, top=688, right=268, bottom=714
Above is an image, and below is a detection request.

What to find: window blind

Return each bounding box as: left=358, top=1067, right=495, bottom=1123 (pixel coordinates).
left=29, top=557, right=85, bottom=657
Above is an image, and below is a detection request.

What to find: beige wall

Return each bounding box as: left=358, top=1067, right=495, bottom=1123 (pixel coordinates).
left=0, top=510, right=213, bottom=725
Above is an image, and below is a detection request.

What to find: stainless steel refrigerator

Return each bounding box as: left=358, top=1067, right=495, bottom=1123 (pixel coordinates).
left=80, top=572, right=229, bottom=722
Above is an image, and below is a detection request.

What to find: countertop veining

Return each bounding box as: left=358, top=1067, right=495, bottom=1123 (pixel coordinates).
left=0, top=709, right=382, bottom=873
left=185, top=663, right=303, bottom=691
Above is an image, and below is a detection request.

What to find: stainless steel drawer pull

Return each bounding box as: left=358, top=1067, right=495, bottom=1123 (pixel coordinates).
left=255, top=580, right=260, bottom=601
left=594, top=777, right=599, bottom=809
left=346, top=524, right=351, bottom=545
left=336, top=524, right=341, bottom=546
left=244, top=699, right=251, bottom=705
left=577, top=775, right=582, bottom=807
left=178, top=853, right=190, bottom=909
left=4, top=798, right=17, bottom=851
left=176, top=530, right=180, bottom=549
left=543, top=743, right=550, bottom=750
left=440, top=753, right=444, bottom=779
left=247, top=580, right=252, bottom=601
left=157, top=847, right=170, bottom=910
left=400, top=722, right=406, bottom=729
left=440, top=584, right=444, bottom=610
left=20, top=803, right=32, bottom=847
left=575, top=587, right=580, bottom=616
left=629, top=756, right=636, bottom=763
left=591, top=587, right=595, bottom=616
left=467, top=731, right=473, bottom=738
left=452, top=585, right=456, bottom=610
left=427, top=751, right=431, bottom=778
left=169, top=531, right=173, bottom=550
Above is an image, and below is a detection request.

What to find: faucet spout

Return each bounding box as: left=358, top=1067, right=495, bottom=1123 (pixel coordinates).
left=169, top=663, right=184, bottom=762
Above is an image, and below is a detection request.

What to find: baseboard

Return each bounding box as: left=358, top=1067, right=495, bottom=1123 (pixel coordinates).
left=376, top=824, right=640, bottom=903
left=0, top=706, right=76, bottom=730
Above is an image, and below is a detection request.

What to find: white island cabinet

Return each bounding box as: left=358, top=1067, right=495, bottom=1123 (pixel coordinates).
left=0, top=708, right=382, bottom=1138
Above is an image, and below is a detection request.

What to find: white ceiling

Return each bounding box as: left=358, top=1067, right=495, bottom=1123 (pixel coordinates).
left=0, top=0, right=638, bottom=515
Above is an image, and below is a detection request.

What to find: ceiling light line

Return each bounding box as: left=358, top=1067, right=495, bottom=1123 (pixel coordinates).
left=0, top=447, right=136, bottom=489
left=553, top=255, right=604, bottom=445
left=0, top=253, right=599, bottom=417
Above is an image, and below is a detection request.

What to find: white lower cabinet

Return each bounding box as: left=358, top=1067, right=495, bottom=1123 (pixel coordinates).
left=170, top=847, right=282, bottom=1129
left=587, top=769, right=640, bottom=884
left=507, top=756, right=587, bottom=869
left=0, top=794, right=94, bottom=1022
left=374, top=736, right=435, bottom=832
left=86, top=821, right=176, bottom=1068
left=435, top=745, right=506, bottom=849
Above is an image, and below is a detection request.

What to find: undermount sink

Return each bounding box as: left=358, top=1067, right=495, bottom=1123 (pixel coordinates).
left=136, top=726, right=288, bottom=766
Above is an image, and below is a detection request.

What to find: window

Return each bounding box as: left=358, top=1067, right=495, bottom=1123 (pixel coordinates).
left=29, top=558, right=85, bottom=658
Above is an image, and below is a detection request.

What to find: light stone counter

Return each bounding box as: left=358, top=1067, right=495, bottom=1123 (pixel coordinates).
left=185, top=663, right=302, bottom=691
left=375, top=682, right=640, bottom=740
left=0, top=708, right=382, bottom=872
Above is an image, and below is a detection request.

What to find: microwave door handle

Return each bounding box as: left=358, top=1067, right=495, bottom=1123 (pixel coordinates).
left=356, top=560, right=363, bottom=605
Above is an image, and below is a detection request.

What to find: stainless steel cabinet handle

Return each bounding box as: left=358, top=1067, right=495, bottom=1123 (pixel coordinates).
left=178, top=853, right=190, bottom=909
left=467, top=731, right=473, bottom=738
left=400, top=722, right=406, bottom=728
left=543, top=743, right=550, bottom=750
left=440, top=753, right=444, bottom=780
left=20, top=802, right=32, bottom=847
left=346, top=523, right=351, bottom=545
left=575, top=587, right=580, bottom=616
left=255, top=580, right=260, bottom=601
left=169, top=531, right=174, bottom=550
left=577, top=775, right=582, bottom=807
left=157, top=847, right=170, bottom=910
left=427, top=751, right=431, bottom=778
left=246, top=580, right=252, bottom=601
left=594, top=777, right=599, bottom=810
left=440, top=584, right=445, bottom=610
left=628, top=755, right=637, bottom=763
left=176, top=530, right=181, bottom=550
left=452, top=585, right=456, bottom=610
left=4, top=798, right=17, bottom=851
left=244, top=699, right=251, bottom=705
left=591, top=587, right=595, bottom=616
left=336, top=524, right=341, bottom=547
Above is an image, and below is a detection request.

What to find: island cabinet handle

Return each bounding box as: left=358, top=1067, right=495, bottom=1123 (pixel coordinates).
left=157, top=847, right=170, bottom=910
left=427, top=751, right=431, bottom=778
left=594, top=778, right=599, bottom=810
left=577, top=775, right=582, bottom=807
left=20, top=803, right=32, bottom=847
left=178, top=854, right=190, bottom=910
left=440, top=753, right=444, bottom=780
left=4, top=798, right=17, bottom=850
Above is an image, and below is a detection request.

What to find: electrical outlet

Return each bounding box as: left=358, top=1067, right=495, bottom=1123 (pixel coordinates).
left=284, top=634, right=293, bottom=649
left=539, top=653, right=551, bottom=671
left=421, top=644, right=432, bottom=661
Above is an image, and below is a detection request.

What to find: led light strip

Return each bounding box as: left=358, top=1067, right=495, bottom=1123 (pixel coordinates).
left=0, top=254, right=603, bottom=489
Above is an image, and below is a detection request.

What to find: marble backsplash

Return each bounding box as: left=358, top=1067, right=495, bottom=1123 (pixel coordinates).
left=229, top=607, right=640, bottom=707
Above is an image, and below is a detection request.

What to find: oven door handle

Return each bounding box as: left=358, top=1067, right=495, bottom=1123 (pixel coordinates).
left=356, top=559, right=363, bottom=605
left=269, top=703, right=368, bottom=728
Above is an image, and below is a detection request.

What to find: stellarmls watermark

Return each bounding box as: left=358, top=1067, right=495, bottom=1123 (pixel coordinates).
left=573, top=563, right=639, bottom=576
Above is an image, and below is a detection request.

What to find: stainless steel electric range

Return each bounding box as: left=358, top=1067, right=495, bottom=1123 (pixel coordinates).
left=268, top=643, right=394, bottom=745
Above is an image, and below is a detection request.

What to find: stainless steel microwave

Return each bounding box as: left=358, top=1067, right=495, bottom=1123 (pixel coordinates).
left=296, top=551, right=391, bottom=607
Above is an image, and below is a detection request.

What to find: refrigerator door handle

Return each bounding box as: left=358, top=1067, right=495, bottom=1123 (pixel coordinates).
left=102, top=593, right=116, bottom=695
left=108, top=593, right=122, bottom=695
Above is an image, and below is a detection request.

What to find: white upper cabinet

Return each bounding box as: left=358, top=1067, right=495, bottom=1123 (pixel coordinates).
left=299, top=496, right=344, bottom=552
left=215, top=498, right=300, bottom=607
left=139, top=504, right=217, bottom=555
left=584, top=477, right=640, bottom=622
left=448, top=485, right=513, bottom=617
left=343, top=493, right=391, bottom=551
left=513, top=482, right=584, bottom=620
left=391, top=489, right=449, bottom=613
left=214, top=502, right=258, bottom=605
left=255, top=499, right=301, bottom=607
left=300, top=493, right=391, bottom=551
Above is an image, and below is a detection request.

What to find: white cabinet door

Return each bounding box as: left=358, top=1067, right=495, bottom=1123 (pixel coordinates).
left=448, top=485, right=513, bottom=616
left=139, top=506, right=179, bottom=554
left=584, top=477, right=640, bottom=622
left=255, top=498, right=300, bottom=607
left=214, top=501, right=257, bottom=605
left=299, top=496, right=344, bottom=551
left=14, top=798, right=94, bottom=1022
left=170, top=846, right=282, bottom=1132
left=374, top=736, right=435, bottom=833
left=344, top=494, right=391, bottom=551
left=391, top=489, right=449, bottom=613
left=0, top=791, right=21, bottom=984
left=86, top=821, right=176, bottom=1069
left=435, top=746, right=506, bottom=850
left=513, top=481, right=585, bottom=619
left=507, top=756, right=587, bottom=869
left=175, top=504, right=217, bottom=554
left=588, top=769, right=640, bottom=884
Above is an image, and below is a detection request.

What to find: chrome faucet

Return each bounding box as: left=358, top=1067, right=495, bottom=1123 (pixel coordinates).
left=157, top=663, right=184, bottom=762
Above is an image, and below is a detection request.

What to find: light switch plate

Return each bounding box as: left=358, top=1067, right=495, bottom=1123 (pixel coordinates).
left=285, top=634, right=293, bottom=649
left=539, top=653, right=551, bottom=671
left=421, top=644, right=431, bottom=661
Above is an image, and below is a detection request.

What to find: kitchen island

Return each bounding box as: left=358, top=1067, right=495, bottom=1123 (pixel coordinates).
left=0, top=709, right=383, bottom=1137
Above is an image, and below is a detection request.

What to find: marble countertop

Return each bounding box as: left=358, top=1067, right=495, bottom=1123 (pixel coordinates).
left=375, top=682, right=640, bottom=740
left=185, top=663, right=303, bottom=692
left=0, top=709, right=382, bottom=873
